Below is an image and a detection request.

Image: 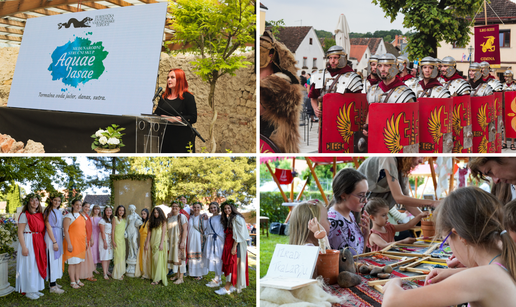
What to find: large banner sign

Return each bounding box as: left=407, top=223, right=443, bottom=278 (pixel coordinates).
left=505, top=91, right=516, bottom=138
left=368, top=102, right=419, bottom=153
left=8, top=3, right=167, bottom=116
left=320, top=93, right=368, bottom=153
left=474, top=25, right=500, bottom=66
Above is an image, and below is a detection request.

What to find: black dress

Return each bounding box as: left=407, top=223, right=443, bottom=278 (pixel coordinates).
left=153, top=92, right=197, bottom=153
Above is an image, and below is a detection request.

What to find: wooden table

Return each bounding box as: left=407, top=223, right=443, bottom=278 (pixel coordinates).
left=260, top=216, right=269, bottom=238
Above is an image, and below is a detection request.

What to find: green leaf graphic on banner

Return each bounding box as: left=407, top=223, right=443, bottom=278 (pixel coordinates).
left=48, top=37, right=108, bottom=87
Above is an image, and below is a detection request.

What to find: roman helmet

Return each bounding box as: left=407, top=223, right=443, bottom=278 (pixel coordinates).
left=441, top=56, right=457, bottom=79
left=367, top=54, right=379, bottom=76
left=504, top=70, right=513, bottom=79
left=397, top=56, right=409, bottom=71
left=326, top=45, right=348, bottom=69
left=419, top=56, right=439, bottom=79
left=260, top=30, right=299, bottom=84
left=480, top=61, right=491, bottom=79
left=469, top=62, right=482, bottom=82
left=377, top=53, right=398, bottom=80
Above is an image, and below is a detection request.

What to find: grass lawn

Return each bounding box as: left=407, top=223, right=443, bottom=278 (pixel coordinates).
left=259, top=233, right=288, bottom=278
left=3, top=252, right=256, bottom=307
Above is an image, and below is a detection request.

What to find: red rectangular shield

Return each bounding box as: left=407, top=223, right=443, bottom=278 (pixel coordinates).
left=471, top=95, right=495, bottom=153
left=474, top=25, right=500, bottom=66
left=320, top=93, right=368, bottom=153
left=505, top=91, right=516, bottom=138
left=452, top=95, right=472, bottom=153
left=418, top=97, right=453, bottom=153
left=368, top=102, right=419, bottom=153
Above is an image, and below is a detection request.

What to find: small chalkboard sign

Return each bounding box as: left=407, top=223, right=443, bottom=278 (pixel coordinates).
left=260, top=244, right=319, bottom=290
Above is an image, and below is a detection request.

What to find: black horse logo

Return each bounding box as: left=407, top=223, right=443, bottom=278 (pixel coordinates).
left=58, top=17, right=93, bottom=29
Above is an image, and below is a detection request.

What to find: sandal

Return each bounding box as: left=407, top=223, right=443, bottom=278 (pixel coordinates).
left=194, top=276, right=202, bottom=281
left=104, top=275, right=109, bottom=280
left=151, top=281, right=159, bottom=285
left=174, top=278, right=184, bottom=285
left=93, top=270, right=100, bottom=274
left=86, top=277, right=97, bottom=282
left=503, top=143, right=508, bottom=149
left=77, top=281, right=85, bottom=287
left=70, top=282, right=80, bottom=289
left=511, top=144, right=516, bottom=150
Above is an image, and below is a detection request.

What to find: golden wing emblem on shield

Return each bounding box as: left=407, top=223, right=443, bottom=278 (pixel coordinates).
left=478, top=103, right=488, bottom=131
left=509, top=98, right=516, bottom=132
left=452, top=104, right=462, bottom=136
left=337, top=102, right=353, bottom=143
left=429, top=106, right=444, bottom=144
left=383, top=113, right=403, bottom=153
left=479, top=136, right=488, bottom=153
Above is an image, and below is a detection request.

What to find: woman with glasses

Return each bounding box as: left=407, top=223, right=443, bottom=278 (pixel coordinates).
left=327, top=168, right=371, bottom=255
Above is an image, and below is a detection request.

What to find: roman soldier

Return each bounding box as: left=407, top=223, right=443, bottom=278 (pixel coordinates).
left=362, top=54, right=379, bottom=93
left=435, top=58, right=446, bottom=84
left=503, top=70, right=516, bottom=91
left=469, top=62, right=494, bottom=96
left=309, top=45, right=363, bottom=118
left=260, top=30, right=303, bottom=153
left=397, top=56, right=417, bottom=86
left=408, top=57, right=451, bottom=98
left=480, top=62, right=503, bottom=92
left=440, top=56, right=472, bottom=96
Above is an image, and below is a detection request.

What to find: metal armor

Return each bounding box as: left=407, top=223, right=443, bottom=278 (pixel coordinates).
left=409, top=83, right=451, bottom=98
left=367, top=84, right=416, bottom=103
left=472, top=83, right=494, bottom=97
left=487, top=79, right=503, bottom=92
left=312, top=70, right=363, bottom=94
left=437, top=77, right=446, bottom=84
left=445, top=79, right=472, bottom=96
left=404, top=77, right=419, bottom=88
left=503, top=82, right=516, bottom=91
left=362, top=78, right=372, bottom=94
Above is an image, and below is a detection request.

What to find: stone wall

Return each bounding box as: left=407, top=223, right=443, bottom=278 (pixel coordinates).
left=157, top=52, right=256, bottom=153
left=0, top=48, right=256, bottom=153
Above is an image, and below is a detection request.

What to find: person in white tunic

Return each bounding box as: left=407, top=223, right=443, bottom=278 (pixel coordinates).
left=98, top=206, right=114, bottom=279
left=167, top=200, right=188, bottom=284
left=216, top=201, right=250, bottom=295
left=203, top=202, right=225, bottom=288
left=43, top=193, right=65, bottom=294
left=16, top=194, right=46, bottom=300
left=187, top=202, right=207, bottom=279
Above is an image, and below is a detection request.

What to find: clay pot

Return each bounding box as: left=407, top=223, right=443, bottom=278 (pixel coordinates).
left=94, top=147, right=121, bottom=154
left=316, top=249, right=340, bottom=285
left=421, top=221, right=435, bottom=237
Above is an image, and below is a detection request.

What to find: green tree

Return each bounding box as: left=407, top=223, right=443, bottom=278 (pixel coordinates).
left=6, top=182, right=21, bottom=213
left=265, top=19, right=285, bottom=39
left=0, top=157, right=85, bottom=194
left=85, top=157, right=131, bottom=191
left=373, top=0, right=484, bottom=58
left=322, top=38, right=336, bottom=53
left=315, top=29, right=333, bottom=39
left=167, top=0, right=255, bottom=153
left=128, top=157, right=256, bottom=207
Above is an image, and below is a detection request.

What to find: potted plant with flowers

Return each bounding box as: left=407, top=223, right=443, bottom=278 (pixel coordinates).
left=91, top=124, right=125, bottom=153
left=0, top=216, right=17, bottom=296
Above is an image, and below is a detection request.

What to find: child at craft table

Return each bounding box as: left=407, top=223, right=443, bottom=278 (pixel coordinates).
left=365, top=198, right=429, bottom=251
left=381, top=186, right=516, bottom=307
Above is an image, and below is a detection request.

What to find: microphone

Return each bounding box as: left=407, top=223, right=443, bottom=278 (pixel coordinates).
left=152, top=87, right=163, bottom=101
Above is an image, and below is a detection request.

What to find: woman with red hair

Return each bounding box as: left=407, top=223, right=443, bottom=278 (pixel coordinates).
left=153, top=68, right=198, bottom=153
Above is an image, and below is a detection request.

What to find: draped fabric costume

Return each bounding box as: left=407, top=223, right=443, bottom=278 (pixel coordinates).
left=187, top=215, right=207, bottom=277
left=44, top=209, right=63, bottom=283
left=63, top=212, right=86, bottom=265
left=112, top=217, right=126, bottom=279
left=90, top=216, right=101, bottom=264
left=98, top=219, right=113, bottom=261
left=167, top=214, right=188, bottom=274
left=135, top=220, right=151, bottom=278
left=203, top=215, right=225, bottom=277
left=150, top=224, right=168, bottom=285
left=78, top=213, right=95, bottom=279
left=16, top=212, right=47, bottom=293
left=221, top=215, right=249, bottom=290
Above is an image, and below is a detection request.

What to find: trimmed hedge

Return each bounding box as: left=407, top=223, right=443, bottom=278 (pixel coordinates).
left=260, top=191, right=330, bottom=223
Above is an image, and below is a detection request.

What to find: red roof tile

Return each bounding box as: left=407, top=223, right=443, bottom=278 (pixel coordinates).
left=349, top=45, right=368, bottom=61
left=265, top=26, right=313, bottom=53
left=350, top=38, right=382, bottom=54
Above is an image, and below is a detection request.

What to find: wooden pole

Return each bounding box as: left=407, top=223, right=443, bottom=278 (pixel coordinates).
left=266, top=162, right=288, bottom=202
left=295, top=179, right=309, bottom=201
left=428, top=157, right=439, bottom=200
left=449, top=158, right=455, bottom=194
left=484, top=0, right=487, bottom=26
left=306, top=157, right=329, bottom=205
left=290, top=157, right=296, bottom=202
left=352, top=157, right=359, bottom=169
left=332, top=157, right=337, bottom=178
left=414, top=176, right=419, bottom=199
